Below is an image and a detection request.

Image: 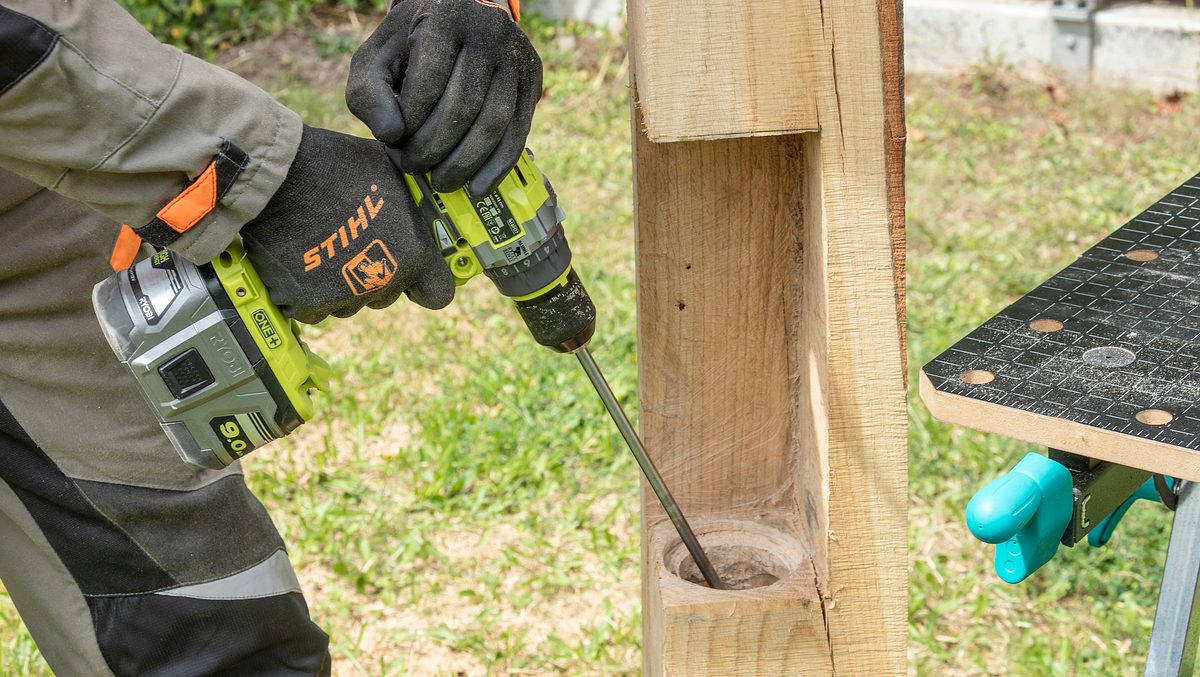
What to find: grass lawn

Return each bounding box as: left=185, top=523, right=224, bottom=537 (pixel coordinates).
left=0, top=14, right=638, bottom=676
left=908, top=67, right=1200, bottom=675
left=4, top=12, right=1200, bottom=675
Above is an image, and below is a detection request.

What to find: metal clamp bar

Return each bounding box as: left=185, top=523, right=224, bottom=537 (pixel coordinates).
left=1146, top=480, right=1200, bottom=676
left=1049, top=449, right=1151, bottom=546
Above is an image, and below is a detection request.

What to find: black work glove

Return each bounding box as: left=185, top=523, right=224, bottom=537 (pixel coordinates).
left=345, top=0, right=542, bottom=195
left=240, top=125, right=455, bottom=324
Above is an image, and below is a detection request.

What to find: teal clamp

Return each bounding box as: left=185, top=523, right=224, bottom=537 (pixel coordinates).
left=965, top=453, right=1073, bottom=583
left=1089, top=476, right=1176, bottom=548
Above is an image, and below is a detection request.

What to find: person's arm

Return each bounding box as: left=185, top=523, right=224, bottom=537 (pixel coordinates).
left=0, top=0, right=301, bottom=263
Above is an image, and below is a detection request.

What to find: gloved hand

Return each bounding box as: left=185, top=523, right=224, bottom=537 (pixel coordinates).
left=240, top=125, right=455, bottom=324
left=345, top=0, right=542, bottom=196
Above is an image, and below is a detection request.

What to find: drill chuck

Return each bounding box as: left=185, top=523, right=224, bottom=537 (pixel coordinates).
left=515, top=269, right=596, bottom=352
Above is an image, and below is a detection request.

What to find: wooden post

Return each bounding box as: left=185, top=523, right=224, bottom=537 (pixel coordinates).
left=629, top=1, right=907, bottom=674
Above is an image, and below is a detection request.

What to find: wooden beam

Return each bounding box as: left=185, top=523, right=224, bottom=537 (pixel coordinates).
left=812, top=1, right=907, bottom=670
left=630, top=1, right=907, bottom=674
left=632, top=128, right=804, bottom=517
left=643, top=520, right=832, bottom=675
left=627, top=0, right=823, bottom=142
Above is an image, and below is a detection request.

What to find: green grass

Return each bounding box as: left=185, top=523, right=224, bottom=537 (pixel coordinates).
left=8, top=15, right=1199, bottom=676
left=0, top=16, right=636, bottom=676
left=909, top=65, right=1200, bottom=675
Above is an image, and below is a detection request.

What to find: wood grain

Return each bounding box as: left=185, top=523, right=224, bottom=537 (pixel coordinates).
left=808, top=1, right=907, bottom=670
left=880, top=0, right=908, bottom=369
left=633, top=126, right=805, bottom=517
left=628, top=0, right=823, bottom=142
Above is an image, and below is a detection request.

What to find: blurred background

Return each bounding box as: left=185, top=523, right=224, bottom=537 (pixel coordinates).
left=2, top=0, right=1200, bottom=674
left=908, top=1, right=1200, bottom=675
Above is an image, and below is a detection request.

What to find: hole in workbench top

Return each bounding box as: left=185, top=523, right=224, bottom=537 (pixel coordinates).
left=1083, top=346, right=1136, bottom=369
left=960, top=369, right=995, bottom=385
left=1137, top=408, right=1174, bottom=426
left=1126, top=249, right=1159, bottom=262
left=1030, top=318, right=1064, bottom=333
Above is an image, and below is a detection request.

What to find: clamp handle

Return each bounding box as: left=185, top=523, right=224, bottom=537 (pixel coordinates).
left=965, top=453, right=1073, bottom=583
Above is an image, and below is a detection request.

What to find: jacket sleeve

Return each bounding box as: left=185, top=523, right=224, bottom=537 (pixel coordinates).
left=0, top=0, right=303, bottom=263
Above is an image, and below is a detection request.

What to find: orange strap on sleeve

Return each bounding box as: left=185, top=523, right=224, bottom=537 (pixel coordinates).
left=109, top=224, right=143, bottom=271
left=132, top=140, right=248, bottom=249
left=156, top=161, right=219, bottom=234
left=509, top=0, right=520, bottom=21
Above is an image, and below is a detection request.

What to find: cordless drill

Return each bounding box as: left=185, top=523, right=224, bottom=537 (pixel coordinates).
left=93, top=150, right=725, bottom=588
left=93, top=150, right=593, bottom=468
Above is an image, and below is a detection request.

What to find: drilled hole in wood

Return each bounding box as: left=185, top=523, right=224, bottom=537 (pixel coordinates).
left=1029, top=318, right=1064, bottom=333
left=960, top=369, right=995, bottom=385
left=1136, top=408, right=1174, bottom=426
left=671, top=544, right=789, bottom=590
left=1126, top=249, right=1159, bottom=262
left=661, top=523, right=806, bottom=594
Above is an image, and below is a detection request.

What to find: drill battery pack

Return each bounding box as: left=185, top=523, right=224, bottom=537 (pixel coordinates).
left=92, top=243, right=328, bottom=469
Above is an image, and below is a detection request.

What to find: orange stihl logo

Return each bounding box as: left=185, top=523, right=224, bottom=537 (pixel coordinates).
left=342, top=240, right=397, bottom=295
left=303, top=186, right=385, bottom=272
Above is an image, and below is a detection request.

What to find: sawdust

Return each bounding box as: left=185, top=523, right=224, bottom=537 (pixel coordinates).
left=675, top=545, right=783, bottom=590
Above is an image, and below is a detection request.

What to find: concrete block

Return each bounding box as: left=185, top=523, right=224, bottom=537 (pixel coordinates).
left=527, top=0, right=623, bottom=31
left=906, top=0, right=1200, bottom=93
left=905, top=0, right=1051, bottom=75
left=1094, top=4, right=1200, bottom=93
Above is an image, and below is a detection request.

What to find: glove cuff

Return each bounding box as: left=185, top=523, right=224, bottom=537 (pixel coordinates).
left=391, top=0, right=519, bottom=21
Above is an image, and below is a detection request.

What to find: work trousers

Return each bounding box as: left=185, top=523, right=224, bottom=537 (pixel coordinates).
left=0, top=168, right=331, bottom=674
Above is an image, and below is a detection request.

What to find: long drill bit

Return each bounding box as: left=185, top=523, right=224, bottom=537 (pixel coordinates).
left=575, top=346, right=724, bottom=589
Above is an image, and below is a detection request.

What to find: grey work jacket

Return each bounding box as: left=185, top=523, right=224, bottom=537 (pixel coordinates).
left=0, top=0, right=303, bottom=263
